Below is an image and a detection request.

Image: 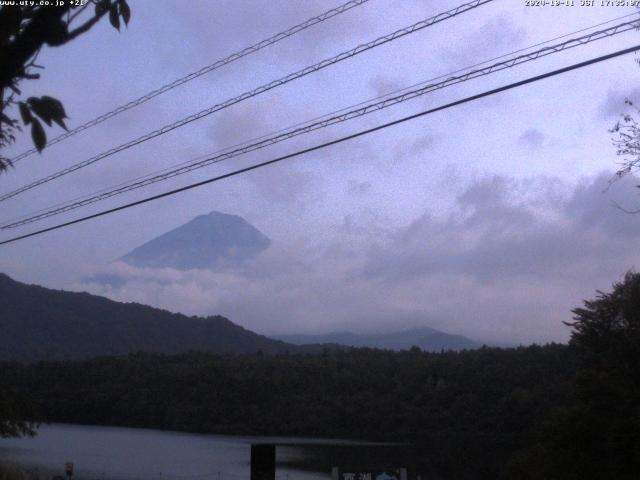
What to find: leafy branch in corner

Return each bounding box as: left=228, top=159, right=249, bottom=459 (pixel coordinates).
left=0, top=0, right=131, bottom=173
left=610, top=99, right=640, bottom=181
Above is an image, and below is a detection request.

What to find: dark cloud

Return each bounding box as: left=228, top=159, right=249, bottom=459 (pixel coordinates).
left=78, top=171, right=640, bottom=344
left=4, top=0, right=636, bottom=346
left=441, top=15, right=527, bottom=68
left=518, top=128, right=546, bottom=149
left=411, top=133, right=438, bottom=154
left=368, top=76, right=406, bottom=99
left=154, top=0, right=371, bottom=76
left=564, top=172, right=640, bottom=239
left=391, top=131, right=439, bottom=163
left=348, top=180, right=372, bottom=196
left=207, top=97, right=276, bottom=148
left=362, top=172, right=640, bottom=283
left=599, top=87, right=640, bottom=119
left=248, top=163, right=322, bottom=205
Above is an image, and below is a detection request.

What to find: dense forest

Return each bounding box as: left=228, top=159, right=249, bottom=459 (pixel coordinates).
left=2, top=273, right=639, bottom=479
left=2, top=345, right=574, bottom=478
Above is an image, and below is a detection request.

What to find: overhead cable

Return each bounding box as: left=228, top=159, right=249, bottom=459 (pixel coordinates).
left=3, top=17, right=638, bottom=229
left=9, top=0, right=372, bottom=164
left=1, top=43, right=638, bottom=246
left=0, top=0, right=492, bottom=203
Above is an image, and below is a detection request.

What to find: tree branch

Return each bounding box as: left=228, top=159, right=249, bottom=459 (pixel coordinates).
left=67, top=2, right=92, bottom=24
left=64, top=8, right=108, bottom=43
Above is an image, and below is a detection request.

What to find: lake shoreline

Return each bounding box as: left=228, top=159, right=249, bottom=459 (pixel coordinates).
left=1, top=423, right=409, bottom=480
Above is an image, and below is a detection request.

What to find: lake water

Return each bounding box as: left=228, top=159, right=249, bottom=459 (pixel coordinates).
left=0, top=424, right=401, bottom=480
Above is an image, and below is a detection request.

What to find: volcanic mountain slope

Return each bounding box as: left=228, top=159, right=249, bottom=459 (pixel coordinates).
left=121, top=211, right=271, bottom=271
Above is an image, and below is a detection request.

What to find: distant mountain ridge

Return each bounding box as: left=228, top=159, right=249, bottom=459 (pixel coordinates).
left=121, top=211, right=270, bottom=271
left=274, top=327, right=480, bottom=351
left=0, top=273, right=298, bottom=362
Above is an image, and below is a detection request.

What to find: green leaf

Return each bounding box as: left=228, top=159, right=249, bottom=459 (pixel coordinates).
left=30, top=96, right=68, bottom=130
left=31, top=118, right=46, bottom=153
left=109, top=4, right=120, bottom=30
left=18, top=103, right=32, bottom=125
left=28, top=97, right=53, bottom=127
left=119, top=0, right=131, bottom=26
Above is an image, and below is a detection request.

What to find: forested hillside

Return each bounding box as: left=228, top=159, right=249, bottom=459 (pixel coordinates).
left=2, top=274, right=639, bottom=478
left=0, top=273, right=295, bottom=361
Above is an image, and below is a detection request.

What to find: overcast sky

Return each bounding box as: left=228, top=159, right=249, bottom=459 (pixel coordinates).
left=1, top=0, right=640, bottom=343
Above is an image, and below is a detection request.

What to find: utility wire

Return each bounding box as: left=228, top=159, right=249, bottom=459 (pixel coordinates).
left=3, top=17, right=638, bottom=229
left=0, top=0, right=492, bottom=204
left=7, top=9, right=632, bottom=228
left=1, top=44, right=638, bottom=246
left=7, top=9, right=636, bottom=230
left=8, top=0, right=371, bottom=164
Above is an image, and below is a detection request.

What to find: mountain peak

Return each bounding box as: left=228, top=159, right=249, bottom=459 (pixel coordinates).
left=121, top=211, right=270, bottom=271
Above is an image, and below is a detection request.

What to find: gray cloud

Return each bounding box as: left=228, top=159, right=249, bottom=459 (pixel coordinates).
left=368, top=76, right=406, bottom=99
left=3, top=0, right=637, bottom=347
left=77, top=171, right=640, bottom=344
left=441, top=15, right=527, bottom=68
left=564, top=172, right=640, bottom=239
left=599, top=87, right=640, bottom=119
left=155, top=0, right=372, bottom=78
left=347, top=180, right=372, bottom=196
left=363, top=172, right=640, bottom=282
left=518, top=128, right=546, bottom=149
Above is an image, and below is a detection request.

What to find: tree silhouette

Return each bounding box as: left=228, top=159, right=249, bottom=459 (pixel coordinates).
left=564, top=271, right=640, bottom=479
left=0, top=0, right=131, bottom=173
left=0, top=0, right=131, bottom=439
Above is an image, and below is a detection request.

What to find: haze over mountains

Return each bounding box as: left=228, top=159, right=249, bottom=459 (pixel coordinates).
left=276, top=328, right=480, bottom=352
left=0, top=273, right=294, bottom=362
left=0, top=212, right=487, bottom=362
left=0, top=272, right=483, bottom=362
left=121, top=211, right=271, bottom=271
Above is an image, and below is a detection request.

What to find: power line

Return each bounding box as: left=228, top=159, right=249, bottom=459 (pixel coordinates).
left=10, top=9, right=632, bottom=227
left=3, top=17, right=639, bottom=229
left=1, top=43, right=637, bottom=246
left=8, top=11, right=636, bottom=231
left=0, top=0, right=492, bottom=204
left=4, top=10, right=636, bottom=226
left=8, top=0, right=372, bottom=164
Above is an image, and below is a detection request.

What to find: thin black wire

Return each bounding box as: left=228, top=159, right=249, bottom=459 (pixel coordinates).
left=3, top=17, right=638, bottom=229
left=7, top=12, right=636, bottom=230
left=1, top=44, right=637, bottom=246
left=9, top=0, right=371, bottom=164
left=0, top=0, right=492, bottom=203
left=5, top=9, right=634, bottom=227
